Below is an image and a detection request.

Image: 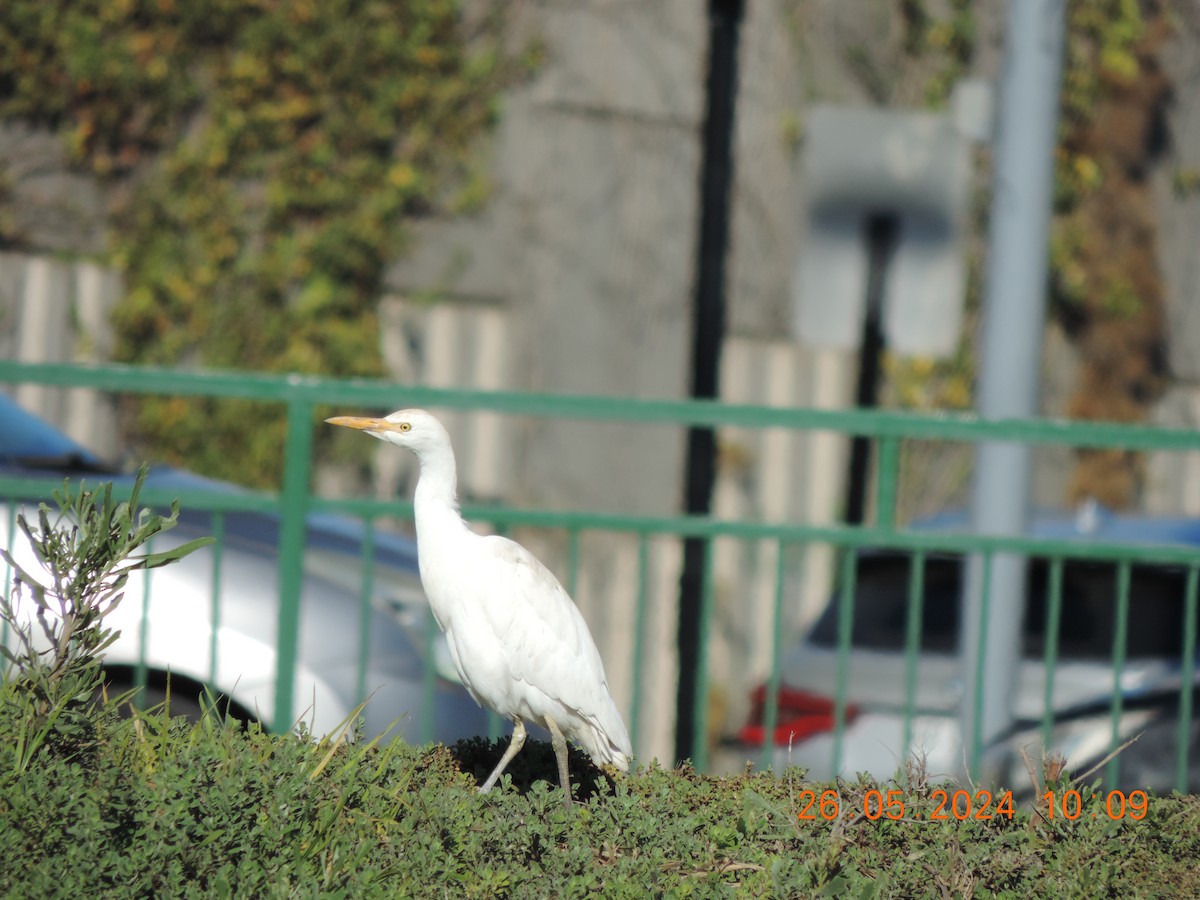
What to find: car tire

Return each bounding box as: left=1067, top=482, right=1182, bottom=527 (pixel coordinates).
left=100, top=670, right=251, bottom=725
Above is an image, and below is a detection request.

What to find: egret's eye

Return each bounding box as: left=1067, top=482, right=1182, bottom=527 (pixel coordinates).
left=398, top=422, right=412, bottom=432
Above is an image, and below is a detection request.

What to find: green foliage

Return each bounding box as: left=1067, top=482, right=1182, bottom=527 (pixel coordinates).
left=1062, top=0, right=1145, bottom=127
left=1174, top=168, right=1200, bottom=198
left=0, top=1, right=520, bottom=486
left=0, top=466, right=212, bottom=772
left=914, top=0, right=975, bottom=107
left=1051, top=0, right=1154, bottom=317
left=1, top=716, right=1199, bottom=898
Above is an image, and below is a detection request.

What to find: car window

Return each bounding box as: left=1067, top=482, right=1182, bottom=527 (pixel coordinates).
left=0, top=395, right=108, bottom=468
left=809, top=552, right=1195, bottom=660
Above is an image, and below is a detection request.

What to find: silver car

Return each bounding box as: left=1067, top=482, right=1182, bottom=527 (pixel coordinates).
left=0, top=394, right=487, bottom=744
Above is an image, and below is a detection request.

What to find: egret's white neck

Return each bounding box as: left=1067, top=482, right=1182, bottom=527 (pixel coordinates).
left=410, top=436, right=466, bottom=531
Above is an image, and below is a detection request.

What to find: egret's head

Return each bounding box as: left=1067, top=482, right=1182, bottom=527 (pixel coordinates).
left=325, top=408, right=450, bottom=455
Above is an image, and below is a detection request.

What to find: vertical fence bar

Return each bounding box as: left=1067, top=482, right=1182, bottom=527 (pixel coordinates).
left=690, top=538, right=718, bottom=772
left=758, top=538, right=790, bottom=770
left=1177, top=565, right=1199, bottom=793
left=356, top=518, right=377, bottom=707
left=901, top=550, right=926, bottom=767
left=207, top=512, right=226, bottom=694
left=832, top=547, right=858, bottom=776
left=420, top=605, right=438, bottom=744
left=135, top=536, right=153, bottom=708
left=629, top=532, right=650, bottom=753
left=875, top=435, right=901, bottom=530
left=487, top=709, right=503, bottom=740
left=274, top=390, right=315, bottom=733
left=481, top=515, right=505, bottom=740
left=968, top=552, right=994, bottom=774
left=1107, top=559, right=1132, bottom=789
left=1040, top=557, right=1064, bottom=750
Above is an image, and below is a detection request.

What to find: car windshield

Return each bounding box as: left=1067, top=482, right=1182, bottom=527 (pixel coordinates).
left=808, top=552, right=1196, bottom=661
left=0, top=394, right=113, bottom=473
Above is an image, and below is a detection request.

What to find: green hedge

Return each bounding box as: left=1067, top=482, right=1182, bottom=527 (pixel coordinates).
left=2, top=709, right=1199, bottom=898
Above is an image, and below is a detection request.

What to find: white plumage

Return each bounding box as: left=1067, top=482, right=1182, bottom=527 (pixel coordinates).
left=326, top=408, right=631, bottom=807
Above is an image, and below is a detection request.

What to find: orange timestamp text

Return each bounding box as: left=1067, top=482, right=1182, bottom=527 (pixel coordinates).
left=795, top=788, right=1149, bottom=822
left=1040, top=789, right=1149, bottom=820
left=797, top=788, right=1016, bottom=821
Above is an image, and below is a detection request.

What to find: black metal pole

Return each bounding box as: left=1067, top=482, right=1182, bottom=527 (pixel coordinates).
left=675, top=0, right=743, bottom=766
left=843, top=214, right=899, bottom=525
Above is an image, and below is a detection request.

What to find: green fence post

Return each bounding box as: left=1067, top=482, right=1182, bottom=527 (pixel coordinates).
left=832, top=547, right=858, bottom=776
left=968, top=552, right=994, bottom=775
left=135, top=536, right=153, bottom=708
left=629, top=532, right=650, bottom=753
left=274, top=389, right=315, bottom=734
left=876, top=435, right=901, bottom=530
left=1106, top=560, right=1132, bottom=789
left=1177, top=565, right=1198, bottom=793
left=691, top=539, right=718, bottom=772
left=758, top=539, right=789, bottom=771
left=208, top=512, right=226, bottom=694
left=421, top=606, right=438, bottom=744
left=1040, top=558, right=1064, bottom=750
left=356, top=518, right=377, bottom=707
left=901, top=550, right=926, bottom=767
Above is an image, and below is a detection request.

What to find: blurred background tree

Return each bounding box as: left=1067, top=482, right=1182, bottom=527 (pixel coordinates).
left=0, top=0, right=526, bottom=485
left=1051, top=0, right=1172, bottom=507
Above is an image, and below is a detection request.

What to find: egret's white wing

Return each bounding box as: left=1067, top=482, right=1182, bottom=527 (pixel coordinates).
left=475, top=535, right=631, bottom=764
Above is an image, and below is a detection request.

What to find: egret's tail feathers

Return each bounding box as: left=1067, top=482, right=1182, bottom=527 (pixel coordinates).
left=588, top=740, right=630, bottom=772
left=585, top=718, right=632, bottom=772
left=554, top=695, right=632, bottom=773
left=608, top=748, right=631, bottom=773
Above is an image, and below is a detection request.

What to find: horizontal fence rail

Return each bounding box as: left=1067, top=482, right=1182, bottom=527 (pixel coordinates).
left=5, top=359, right=1200, bottom=449
left=0, top=361, right=1198, bottom=794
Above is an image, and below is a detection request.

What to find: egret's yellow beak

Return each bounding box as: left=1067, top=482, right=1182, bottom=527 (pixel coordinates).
left=325, top=415, right=396, bottom=432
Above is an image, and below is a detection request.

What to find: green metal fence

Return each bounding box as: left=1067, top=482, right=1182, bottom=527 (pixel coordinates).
left=0, top=360, right=1198, bottom=793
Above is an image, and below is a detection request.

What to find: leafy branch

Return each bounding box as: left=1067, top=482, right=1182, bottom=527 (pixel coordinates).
left=0, top=465, right=212, bottom=769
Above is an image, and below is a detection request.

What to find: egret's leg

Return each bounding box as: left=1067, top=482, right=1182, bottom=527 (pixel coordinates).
left=544, top=716, right=573, bottom=811
left=479, top=719, right=526, bottom=793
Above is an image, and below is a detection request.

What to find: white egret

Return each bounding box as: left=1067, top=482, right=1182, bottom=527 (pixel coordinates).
left=326, top=409, right=632, bottom=808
